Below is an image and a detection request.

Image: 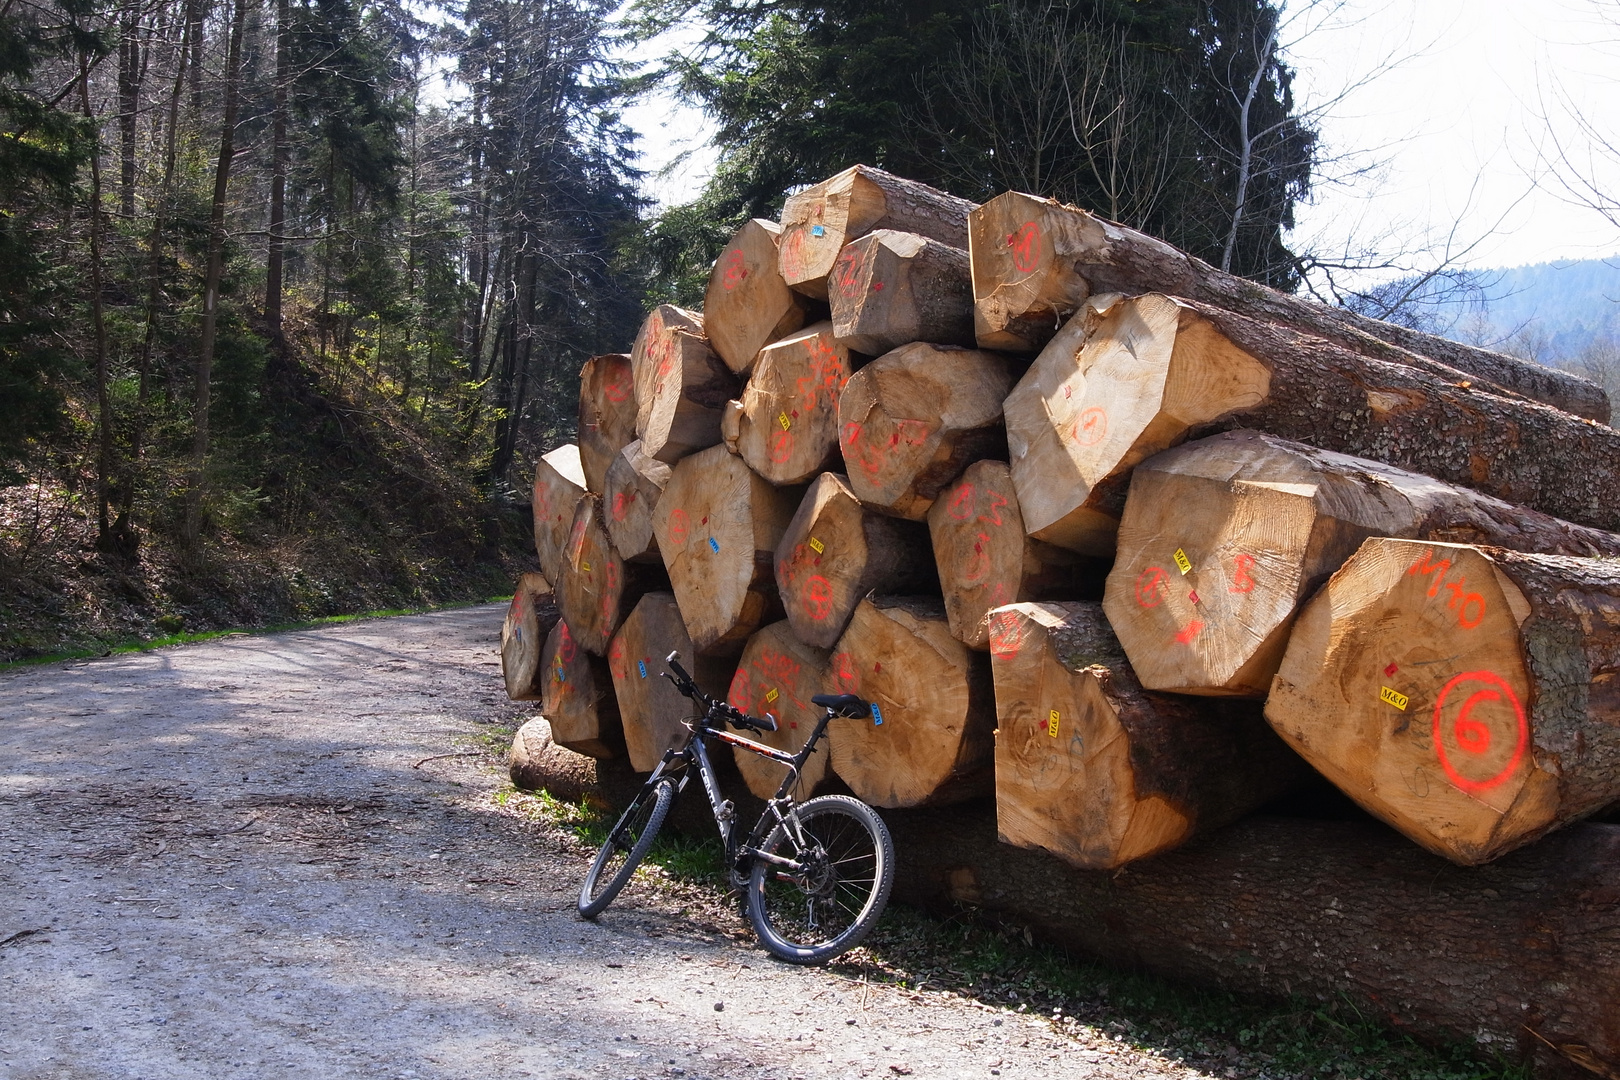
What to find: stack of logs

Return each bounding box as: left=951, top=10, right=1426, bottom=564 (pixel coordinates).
left=500, top=165, right=1620, bottom=1076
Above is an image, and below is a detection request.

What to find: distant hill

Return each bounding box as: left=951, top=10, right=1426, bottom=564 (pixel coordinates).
left=1424, top=257, right=1620, bottom=364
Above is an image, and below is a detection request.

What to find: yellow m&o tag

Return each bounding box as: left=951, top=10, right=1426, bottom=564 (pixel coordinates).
left=1380, top=686, right=1409, bottom=711
left=808, top=537, right=825, bottom=554
left=1173, top=548, right=1193, bottom=575
left=1047, top=710, right=1060, bottom=738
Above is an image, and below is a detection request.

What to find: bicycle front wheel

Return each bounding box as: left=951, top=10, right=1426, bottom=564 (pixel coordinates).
left=746, top=795, right=893, bottom=965
left=578, top=778, right=674, bottom=919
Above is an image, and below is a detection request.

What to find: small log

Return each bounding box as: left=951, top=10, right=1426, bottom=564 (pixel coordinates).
left=774, top=473, right=938, bottom=649
left=828, top=229, right=974, bottom=355
left=608, top=592, right=736, bottom=773
left=500, top=572, right=562, bottom=701
left=724, top=621, right=836, bottom=800
left=509, top=717, right=600, bottom=801
left=733, top=321, right=857, bottom=485
left=778, top=165, right=977, bottom=299
left=602, top=440, right=670, bottom=564
left=927, top=460, right=1098, bottom=650
left=988, top=602, right=1304, bottom=869
left=828, top=596, right=995, bottom=808
left=578, top=352, right=637, bottom=493
left=703, top=218, right=815, bottom=375
left=1268, top=537, right=1620, bottom=865
left=531, top=443, right=588, bottom=584
left=1006, top=292, right=1620, bottom=556
left=556, top=494, right=662, bottom=656
left=838, top=342, right=1013, bottom=520
left=653, top=444, right=802, bottom=655
left=970, top=190, right=1609, bottom=421
left=541, top=618, right=623, bottom=759
left=630, top=304, right=739, bottom=464
left=1103, top=430, right=1620, bottom=696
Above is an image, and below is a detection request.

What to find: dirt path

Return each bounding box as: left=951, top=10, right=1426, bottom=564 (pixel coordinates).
left=0, top=605, right=1200, bottom=1080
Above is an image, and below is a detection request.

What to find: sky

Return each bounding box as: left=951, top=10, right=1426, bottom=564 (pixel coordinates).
left=618, top=0, right=1620, bottom=278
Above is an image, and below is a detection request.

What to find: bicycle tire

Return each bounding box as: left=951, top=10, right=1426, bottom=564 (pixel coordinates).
left=578, top=778, right=675, bottom=919
left=746, top=794, right=893, bottom=965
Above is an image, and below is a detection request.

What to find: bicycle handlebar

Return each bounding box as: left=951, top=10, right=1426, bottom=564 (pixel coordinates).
left=663, top=651, right=777, bottom=734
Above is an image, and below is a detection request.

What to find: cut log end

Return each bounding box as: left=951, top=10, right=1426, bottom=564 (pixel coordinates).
left=578, top=353, right=637, bottom=493
left=734, top=322, right=855, bottom=485
left=829, top=229, right=974, bottom=355
left=542, top=619, right=624, bottom=759
left=531, top=443, right=588, bottom=584
left=602, top=440, right=671, bottom=564
left=501, top=572, right=562, bottom=700
left=969, top=190, right=1095, bottom=353
left=703, top=218, right=814, bottom=375
left=631, top=305, right=737, bottom=464
left=609, top=592, right=735, bottom=772
left=725, top=621, right=835, bottom=800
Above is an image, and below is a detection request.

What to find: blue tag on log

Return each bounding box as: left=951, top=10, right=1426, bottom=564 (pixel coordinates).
left=811, top=225, right=825, bottom=237
left=870, top=703, right=884, bottom=726
left=638, top=660, right=647, bottom=678
left=708, top=537, right=720, bottom=553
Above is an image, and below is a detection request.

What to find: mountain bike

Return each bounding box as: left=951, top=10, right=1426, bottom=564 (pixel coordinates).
left=577, top=651, right=894, bottom=965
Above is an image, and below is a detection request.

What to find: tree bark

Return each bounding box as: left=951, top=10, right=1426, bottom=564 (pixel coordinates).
left=578, top=352, right=637, bottom=493
left=733, top=321, right=858, bottom=485
left=653, top=445, right=802, bottom=655
left=531, top=443, right=587, bottom=585
left=703, top=218, right=814, bottom=375
left=774, top=472, right=938, bottom=649
left=501, top=572, right=562, bottom=701
left=828, top=597, right=996, bottom=808
left=264, top=0, right=289, bottom=335
left=509, top=717, right=601, bottom=802
left=607, top=592, right=736, bottom=772
left=838, top=343, right=1013, bottom=520
left=1268, top=537, right=1620, bottom=866
left=988, top=602, right=1305, bottom=869
left=1104, top=430, right=1620, bottom=697
left=829, top=230, right=975, bottom=355
left=602, top=440, right=670, bottom=564
left=779, top=165, right=977, bottom=299
left=928, top=460, right=1099, bottom=650
left=724, top=620, right=837, bottom=801
left=970, top=190, right=1610, bottom=422
left=631, top=305, right=737, bottom=464
left=557, top=494, right=663, bottom=656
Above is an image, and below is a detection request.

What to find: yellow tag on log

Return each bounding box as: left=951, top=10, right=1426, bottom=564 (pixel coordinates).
left=778, top=412, right=791, bottom=431
left=581, top=561, right=592, bottom=573
left=1047, top=710, right=1060, bottom=738
left=1380, top=686, right=1409, bottom=711
left=765, top=687, right=779, bottom=704
left=808, top=537, right=825, bottom=554
left=1173, top=548, right=1193, bottom=575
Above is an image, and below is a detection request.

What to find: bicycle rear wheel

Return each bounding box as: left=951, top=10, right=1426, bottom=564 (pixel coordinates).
left=746, top=795, right=893, bottom=965
left=578, top=778, right=674, bottom=919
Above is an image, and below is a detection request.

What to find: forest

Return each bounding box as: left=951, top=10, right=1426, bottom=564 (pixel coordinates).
left=0, top=0, right=1321, bottom=658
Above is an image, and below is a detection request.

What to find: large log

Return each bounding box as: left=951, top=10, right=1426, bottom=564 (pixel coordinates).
left=607, top=592, right=736, bottom=773
left=602, top=440, right=670, bottom=564
left=778, top=165, right=977, bottom=299
left=500, top=572, right=562, bottom=701
left=732, top=321, right=857, bottom=485
left=531, top=443, right=588, bottom=584
left=1103, top=430, right=1620, bottom=696
left=828, top=230, right=974, bottom=355
left=885, top=804, right=1620, bottom=1079
left=1267, top=537, right=1620, bottom=866
left=541, top=618, right=623, bottom=759
left=927, top=460, right=1097, bottom=650
left=724, top=621, right=836, bottom=800
left=838, top=342, right=1013, bottom=520
left=578, top=352, right=637, bottom=493
left=1006, top=292, right=1620, bottom=557
left=989, top=602, right=1305, bottom=869
left=653, top=444, right=801, bottom=655
left=774, top=472, right=937, bottom=649
left=828, top=596, right=995, bottom=808
left=509, top=717, right=601, bottom=801
left=630, top=304, right=739, bottom=464
left=703, top=218, right=815, bottom=375
left=556, top=494, right=662, bottom=656
left=969, top=190, right=1609, bottom=422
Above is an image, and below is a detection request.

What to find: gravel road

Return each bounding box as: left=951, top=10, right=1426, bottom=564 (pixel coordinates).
left=0, top=604, right=1202, bottom=1080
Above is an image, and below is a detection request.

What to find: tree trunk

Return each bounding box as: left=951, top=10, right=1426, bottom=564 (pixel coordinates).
left=703, top=218, right=814, bottom=375
left=733, top=321, right=858, bottom=485
left=607, top=592, right=736, bottom=772
left=541, top=619, right=623, bottom=759
left=264, top=0, right=290, bottom=335
left=779, top=165, right=977, bottom=299
left=557, top=494, right=662, bottom=656
left=116, top=5, right=141, bottom=219
left=652, top=445, right=801, bottom=655
left=603, top=440, right=670, bottom=564
left=970, top=191, right=1610, bottom=422
left=531, top=443, right=587, bottom=585
left=838, top=342, right=1013, bottom=520
left=988, top=602, right=1305, bottom=869
left=1103, top=430, right=1620, bottom=697
left=501, top=572, right=562, bottom=701
left=1268, top=537, right=1620, bottom=866
left=828, top=230, right=975, bottom=355
left=1006, top=292, right=1620, bottom=557
left=828, top=596, right=995, bottom=808
left=79, top=56, right=121, bottom=557
left=928, top=460, right=1099, bottom=650
left=578, top=352, right=637, bottom=493
left=724, top=620, right=836, bottom=800
left=631, top=305, right=738, bottom=464
left=774, top=472, right=937, bottom=649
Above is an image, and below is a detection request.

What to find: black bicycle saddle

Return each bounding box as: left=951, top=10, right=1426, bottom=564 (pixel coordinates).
left=811, top=693, right=867, bottom=718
